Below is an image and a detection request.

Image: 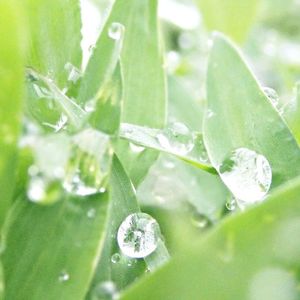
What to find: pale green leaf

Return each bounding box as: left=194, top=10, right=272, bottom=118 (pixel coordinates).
left=24, top=0, right=82, bottom=86
left=2, top=194, right=109, bottom=300
left=121, top=177, right=300, bottom=300
left=197, top=0, right=260, bottom=42
left=203, top=33, right=300, bottom=189
left=0, top=2, right=25, bottom=228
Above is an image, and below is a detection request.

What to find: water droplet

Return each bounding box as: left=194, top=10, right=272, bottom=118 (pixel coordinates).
left=219, top=148, right=272, bottom=205
left=64, top=62, right=82, bottom=83
left=191, top=212, right=209, bottom=228
left=157, top=122, right=194, bottom=155
left=91, top=281, right=119, bottom=300
left=111, top=253, right=121, bottom=264
left=108, top=22, right=124, bottom=41
left=63, top=129, right=112, bottom=196
left=192, top=132, right=209, bottom=163
left=58, top=270, right=70, bottom=282
left=226, top=196, right=237, bottom=211
left=207, top=109, right=215, bottom=119
left=129, top=142, right=145, bottom=153
left=117, top=213, right=160, bottom=258
left=87, top=208, right=96, bottom=219
left=27, top=174, right=61, bottom=205
left=127, top=258, right=136, bottom=267
left=263, top=87, right=280, bottom=109
left=84, top=99, right=96, bottom=113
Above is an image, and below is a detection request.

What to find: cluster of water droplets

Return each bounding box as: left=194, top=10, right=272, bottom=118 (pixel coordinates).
left=219, top=148, right=272, bottom=208
left=117, top=213, right=161, bottom=258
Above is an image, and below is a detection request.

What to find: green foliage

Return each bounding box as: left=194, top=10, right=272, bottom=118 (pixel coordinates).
left=1, top=0, right=300, bottom=299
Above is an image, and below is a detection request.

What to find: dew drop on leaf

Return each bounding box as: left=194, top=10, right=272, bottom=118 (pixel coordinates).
left=64, top=62, right=81, bottom=84
left=129, top=142, right=145, bottom=153
left=91, top=281, right=119, bottom=300
left=226, top=196, right=237, bottom=211
left=219, top=148, right=272, bottom=205
left=191, top=212, right=209, bottom=229
left=63, top=129, right=112, bottom=196
left=156, top=122, right=194, bottom=155
left=111, top=253, right=121, bottom=264
left=87, top=208, right=96, bottom=219
left=108, top=22, right=124, bottom=41
left=117, top=213, right=160, bottom=258
left=58, top=270, right=70, bottom=283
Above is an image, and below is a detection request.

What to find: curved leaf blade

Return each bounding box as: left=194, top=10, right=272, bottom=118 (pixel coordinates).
left=24, top=0, right=82, bottom=86
left=2, top=195, right=109, bottom=300
left=203, top=33, right=300, bottom=189
left=121, top=177, right=300, bottom=300
left=0, top=2, right=25, bottom=228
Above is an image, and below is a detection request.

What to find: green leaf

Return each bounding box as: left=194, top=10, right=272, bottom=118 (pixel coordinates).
left=285, top=82, right=300, bottom=146
left=2, top=194, right=109, bottom=300
left=88, top=64, right=123, bottom=136
left=119, top=123, right=216, bottom=174
left=197, top=0, right=260, bottom=42
left=121, top=176, right=300, bottom=300
left=0, top=2, right=25, bottom=228
left=203, top=33, right=300, bottom=189
left=24, top=0, right=82, bottom=86
left=104, top=0, right=166, bottom=185
left=87, top=156, right=169, bottom=296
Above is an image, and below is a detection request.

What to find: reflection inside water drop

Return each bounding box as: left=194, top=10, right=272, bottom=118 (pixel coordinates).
left=58, top=270, right=70, bottom=283
left=219, top=148, right=272, bottom=205
left=117, top=213, right=160, bottom=258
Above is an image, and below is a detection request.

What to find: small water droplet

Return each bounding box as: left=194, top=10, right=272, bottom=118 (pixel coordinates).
left=117, top=213, right=160, bottom=258
left=84, top=99, right=96, bottom=113
left=263, top=87, right=280, bottom=110
left=207, top=109, right=215, bottom=119
left=191, top=212, right=209, bottom=229
left=219, top=148, right=272, bottom=205
left=226, top=196, right=237, bottom=211
left=127, top=258, right=136, bottom=267
left=58, top=270, right=70, bottom=282
left=192, top=132, right=209, bottom=163
left=129, top=142, right=145, bottom=153
left=108, top=22, right=124, bottom=41
left=87, top=208, right=96, bottom=219
left=27, top=174, right=61, bottom=205
left=63, top=129, right=112, bottom=196
left=157, top=122, right=194, bottom=155
left=92, top=281, right=119, bottom=300
left=111, top=253, right=121, bottom=264
left=64, top=62, right=81, bottom=83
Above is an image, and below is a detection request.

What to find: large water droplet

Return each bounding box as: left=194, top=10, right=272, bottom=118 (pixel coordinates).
left=63, top=129, right=112, bottom=196
left=117, top=213, right=160, bottom=258
left=219, top=148, right=272, bottom=205
left=91, top=281, right=119, bottom=300
left=58, top=270, right=70, bottom=282
left=108, top=22, right=124, bottom=41
left=157, top=122, right=194, bottom=155
left=192, top=132, right=209, bottom=163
